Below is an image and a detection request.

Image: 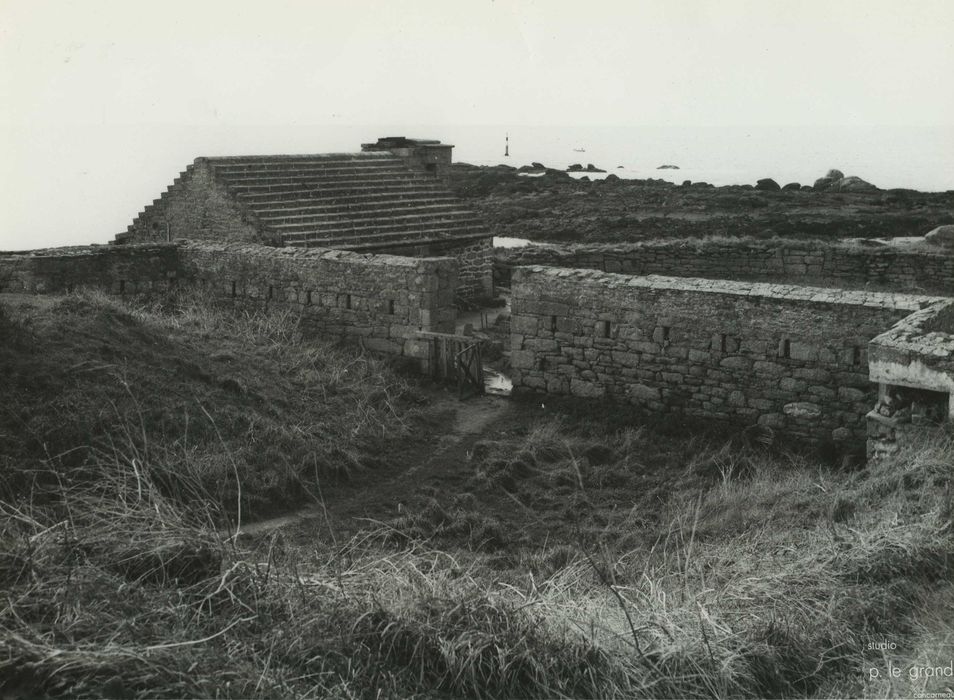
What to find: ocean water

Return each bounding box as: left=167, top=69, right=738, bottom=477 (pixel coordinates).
left=445, top=125, right=954, bottom=192
left=2, top=124, right=951, bottom=250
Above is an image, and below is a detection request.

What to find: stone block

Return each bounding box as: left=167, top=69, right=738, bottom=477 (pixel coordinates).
left=783, top=402, right=822, bottom=418
left=728, top=390, right=746, bottom=407
left=807, top=385, right=835, bottom=399
left=612, top=351, right=641, bottom=367
left=789, top=342, right=817, bottom=361
left=753, top=360, right=785, bottom=376
left=511, top=315, right=539, bottom=334
left=778, top=377, right=806, bottom=392
left=719, top=356, right=751, bottom=370
left=628, top=383, right=661, bottom=401
left=570, top=378, right=605, bottom=397
left=526, top=338, right=559, bottom=352
left=688, top=349, right=710, bottom=363
left=837, top=387, right=867, bottom=402
left=794, top=367, right=831, bottom=383
left=510, top=350, right=535, bottom=369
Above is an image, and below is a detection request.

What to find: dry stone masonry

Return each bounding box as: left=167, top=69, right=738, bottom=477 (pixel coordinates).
left=0, top=244, right=180, bottom=295
left=496, top=237, right=954, bottom=295
left=178, top=241, right=457, bottom=358
left=113, top=139, right=493, bottom=300
left=0, top=241, right=458, bottom=364
left=510, top=266, right=949, bottom=447
left=867, top=299, right=954, bottom=458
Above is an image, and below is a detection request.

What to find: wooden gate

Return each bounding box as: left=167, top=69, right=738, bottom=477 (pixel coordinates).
left=416, top=331, right=485, bottom=398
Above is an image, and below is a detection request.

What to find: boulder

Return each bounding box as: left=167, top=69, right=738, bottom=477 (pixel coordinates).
left=567, top=163, right=583, bottom=172
left=531, top=162, right=545, bottom=170
left=826, top=168, right=845, bottom=180
left=925, top=224, right=954, bottom=247
left=604, top=173, right=620, bottom=182
left=681, top=180, right=692, bottom=187
left=657, top=164, right=680, bottom=169
left=585, top=163, right=606, bottom=173
left=813, top=176, right=836, bottom=191
left=782, top=182, right=801, bottom=191
left=831, top=175, right=878, bottom=193
left=755, top=178, right=781, bottom=192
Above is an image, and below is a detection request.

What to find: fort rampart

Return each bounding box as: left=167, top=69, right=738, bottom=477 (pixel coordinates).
left=355, top=236, right=493, bottom=301
left=177, top=242, right=457, bottom=357
left=0, top=242, right=457, bottom=361
left=0, top=243, right=181, bottom=295
left=510, top=266, right=948, bottom=445
left=3, top=238, right=951, bottom=453
left=495, top=238, right=954, bottom=295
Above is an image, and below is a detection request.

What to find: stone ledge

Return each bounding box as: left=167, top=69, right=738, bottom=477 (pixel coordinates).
left=513, top=266, right=947, bottom=311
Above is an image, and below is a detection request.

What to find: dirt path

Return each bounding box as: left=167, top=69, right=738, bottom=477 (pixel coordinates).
left=236, top=393, right=511, bottom=542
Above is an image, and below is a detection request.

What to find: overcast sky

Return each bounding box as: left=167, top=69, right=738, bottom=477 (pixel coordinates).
left=4, top=0, right=953, bottom=128
left=2, top=0, right=953, bottom=249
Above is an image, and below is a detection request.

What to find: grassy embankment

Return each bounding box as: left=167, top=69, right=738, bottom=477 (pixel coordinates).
left=1, top=292, right=951, bottom=698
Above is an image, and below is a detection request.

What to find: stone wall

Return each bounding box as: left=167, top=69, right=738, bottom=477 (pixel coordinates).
left=511, top=266, right=946, bottom=445
left=0, top=241, right=459, bottom=363
left=496, top=238, right=954, bottom=295
left=118, top=161, right=264, bottom=245
left=0, top=243, right=181, bottom=294
left=366, top=236, right=493, bottom=301
left=177, top=242, right=458, bottom=358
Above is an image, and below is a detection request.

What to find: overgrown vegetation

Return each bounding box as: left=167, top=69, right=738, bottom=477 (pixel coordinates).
left=1, top=292, right=952, bottom=698
left=449, top=162, right=954, bottom=244
left=0, top=290, right=432, bottom=520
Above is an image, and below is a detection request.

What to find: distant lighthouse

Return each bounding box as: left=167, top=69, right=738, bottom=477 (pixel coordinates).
left=504, top=134, right=509, bottom=157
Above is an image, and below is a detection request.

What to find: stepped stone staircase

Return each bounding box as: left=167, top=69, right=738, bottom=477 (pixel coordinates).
left=114, top=152, right=490, bottom=250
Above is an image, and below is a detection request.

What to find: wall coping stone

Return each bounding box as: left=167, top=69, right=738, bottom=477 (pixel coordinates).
left=497, top=235, right=948, bottom=257
left=514, top=266, right=948, bottom=311
left=177, top=240, right=455, bottom=270
left=1, top=243, right=177, bottom=259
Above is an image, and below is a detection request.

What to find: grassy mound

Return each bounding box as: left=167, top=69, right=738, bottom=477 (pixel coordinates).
left=0, top=291, right=431, bottom=520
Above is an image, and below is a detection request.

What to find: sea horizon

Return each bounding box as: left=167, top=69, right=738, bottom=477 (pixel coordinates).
left=2, top=123, right=951, bottom=250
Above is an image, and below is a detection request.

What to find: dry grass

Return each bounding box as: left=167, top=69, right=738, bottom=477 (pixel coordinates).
left=0, top=290, right=431, bottom=518
left=1, top=291, right=952, bottom=698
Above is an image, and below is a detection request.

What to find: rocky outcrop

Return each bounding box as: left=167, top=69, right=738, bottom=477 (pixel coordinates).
left=755, top=178, right=781, bottom=192
left=568, top=163, right=606, bottom=173
left=448, top=162, right=954, bottom=244
left=657, top=164, right=680, bottom=170
left=782, top=182, right=801, bottom=191
left=831, top=175, right=878, bottom=193
left=813, top=169, right=877, bottom=193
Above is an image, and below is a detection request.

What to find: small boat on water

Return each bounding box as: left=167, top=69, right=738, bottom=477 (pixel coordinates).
left=573, top=148, right=585, bottom=152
